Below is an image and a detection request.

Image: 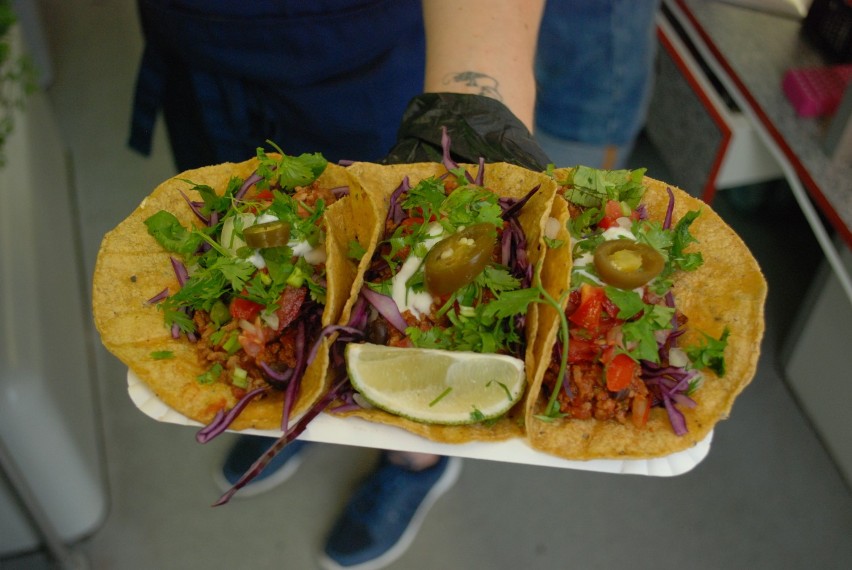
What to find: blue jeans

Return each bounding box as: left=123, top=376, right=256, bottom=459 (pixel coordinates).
left=534, top=0, right=660, bottom=168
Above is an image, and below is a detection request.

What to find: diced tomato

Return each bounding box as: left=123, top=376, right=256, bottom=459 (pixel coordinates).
left=230, top=297, right=264, bottom=321
left=567, top=337, right=600, bottom=363
left=568, top=284, right=605, bottom=331
left=237, top=317, right=273, bottom=358
left=605, top=352, right=638, bottom=392
left=400, top=216, right=424, bottom=228
left=254, top=190, right=275, bottom=201
left=597, top=200, right=639, bottom=230
left=601, top=295, right=621, bottom=319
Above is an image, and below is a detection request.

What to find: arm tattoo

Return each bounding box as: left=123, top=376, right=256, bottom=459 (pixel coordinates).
left=442, top=71, right=503, bottom=102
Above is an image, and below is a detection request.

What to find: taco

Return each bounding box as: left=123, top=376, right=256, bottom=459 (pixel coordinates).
left=92, top=149, right=366, bottom=435
left=325, top=157, right=560, bottom=443
left=526, top=166, right=767, bottom=459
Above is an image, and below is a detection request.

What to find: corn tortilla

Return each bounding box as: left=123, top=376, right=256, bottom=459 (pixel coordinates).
left=92, top=157, right=358, bottom=430
left=525, top=173, right=767, bottom=459
left=329, top=161, right=559, bottom=443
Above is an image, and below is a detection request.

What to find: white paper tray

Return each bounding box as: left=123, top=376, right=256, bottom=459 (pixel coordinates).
left=128, top=370, right=712, bottom=476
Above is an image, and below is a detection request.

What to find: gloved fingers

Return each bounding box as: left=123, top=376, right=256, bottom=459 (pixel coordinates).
left=383, top=93, right=551, bottom=171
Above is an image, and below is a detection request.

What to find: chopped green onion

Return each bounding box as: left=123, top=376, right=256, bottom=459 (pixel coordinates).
left=197, top=363, right=223, bottom=385
left=232, top=366, right=249, bottom=389
left=223, top=332, right=242, bottom=355
left=150, top=350, right=174, bottom=360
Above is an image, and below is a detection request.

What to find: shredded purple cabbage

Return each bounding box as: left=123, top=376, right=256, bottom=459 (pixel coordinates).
left=331, top=185, right=350, bottom=199
left=386, top=177, right=411, bottom=225
left=146, top=288, right=169, bottom=305
left=305, top=324, right=365, bottom=365
left=499, top=184, right=540, bottom=221
left=346, top=295, right=369, bottom=332
left=440, top=127, right=474, bottom=183
left=196, top=386, right=270, bottom=444
left=663, top=187, right=675, bottom=230
left=179, top=190, right=209, bottom=225
left=259, top=360, right=294, bottom=384
left=235, top=172, right=263, bottom=201
left=170, top=256, right=189, bottom=287
left=213, top=377, right=348, bottom=506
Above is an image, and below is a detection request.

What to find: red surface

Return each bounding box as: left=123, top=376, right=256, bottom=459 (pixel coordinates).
left=674, top=0, right=852, bottom=249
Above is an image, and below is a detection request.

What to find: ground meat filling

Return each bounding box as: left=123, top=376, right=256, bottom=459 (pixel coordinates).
left=543, top=358, right=651, bottom=424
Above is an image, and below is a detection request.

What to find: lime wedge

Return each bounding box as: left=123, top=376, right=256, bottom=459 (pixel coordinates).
left=345, top=343, right=526, bottom=425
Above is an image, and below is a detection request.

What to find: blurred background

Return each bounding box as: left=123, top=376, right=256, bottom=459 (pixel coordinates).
left=2, top=1, right=851, bottom=569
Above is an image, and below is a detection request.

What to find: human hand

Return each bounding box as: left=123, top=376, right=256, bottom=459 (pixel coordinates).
left=383, top=93, right=550, bottom=170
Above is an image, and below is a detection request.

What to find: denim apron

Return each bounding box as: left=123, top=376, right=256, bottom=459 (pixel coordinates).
left=128, top=0, right=425, bottom=170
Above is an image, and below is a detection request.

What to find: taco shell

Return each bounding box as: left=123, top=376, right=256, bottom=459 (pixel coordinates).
left=328, top=161, right=559, bottom=443
left=525, top=173, right=767, bottom=459
left=92, top=157, right=358, bottom=430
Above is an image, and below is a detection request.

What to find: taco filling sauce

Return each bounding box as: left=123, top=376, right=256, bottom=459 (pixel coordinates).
left=541, top=167, right=730, bottom=435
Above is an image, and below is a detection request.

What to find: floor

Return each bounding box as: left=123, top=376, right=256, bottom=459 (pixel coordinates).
left=4, top=2, right=852, bottom=569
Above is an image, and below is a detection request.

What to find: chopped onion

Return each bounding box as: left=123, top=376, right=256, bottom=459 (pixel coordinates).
left=668, top=347, right=689, bottom=368
left=616, top=216, right=632, bottom=229
left=545, top=216, right=561, bottom=241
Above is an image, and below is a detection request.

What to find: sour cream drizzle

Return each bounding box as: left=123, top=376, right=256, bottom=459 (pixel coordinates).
left=390, top=222, right=445, bottom=319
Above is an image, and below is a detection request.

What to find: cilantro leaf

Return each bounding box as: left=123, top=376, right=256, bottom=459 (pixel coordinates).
left=348, top=239, right=367, bottom=260
left=442, top=187, right=503, bottom=229
left=686, top=327, right=730, bottom=376
left=256, top=143, right=327, bottom=190
left=564, top=166, right=647, bottom=209
left=476, top=266, right=521, bottom=295
left=634, top=219, right=672, bottom=256
left=544, top=236, right=565, bottom=249
left=621, top=304, right=676, bottom=363
left=604, top=287, right=645, bottom=320
left=211, top=256, right=255, bottom=293
left=161, top=305, right=196, bottom=335
left=177, top=178, right=234, bottom=215
left=481, top=288, right=541, bottom=321
left=402, top=177, right=446, bottom=221
left=669, top=210, right=704, bottom=273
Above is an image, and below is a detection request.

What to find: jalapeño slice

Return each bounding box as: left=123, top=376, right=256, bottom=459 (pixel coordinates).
left=593, top=240, right=664, bottom=289
left=424, top=223, right=497, bottom=296
left=243, top=220, right=291, bottom=249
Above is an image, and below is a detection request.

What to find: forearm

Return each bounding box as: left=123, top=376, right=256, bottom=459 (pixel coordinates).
left=422, top=0, right=545, bottom=132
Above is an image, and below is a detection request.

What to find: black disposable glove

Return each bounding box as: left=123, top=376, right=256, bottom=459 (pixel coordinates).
left=383, top=93, right=550, bottom=171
